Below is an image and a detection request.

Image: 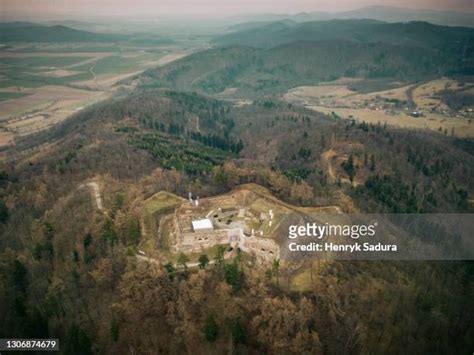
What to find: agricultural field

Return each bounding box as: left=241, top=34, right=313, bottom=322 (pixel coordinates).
left=1, top=86, right=107, bottom=137
left=284, top=78, right=474, bottom=137
left=0, top=42, right=192, bottom=149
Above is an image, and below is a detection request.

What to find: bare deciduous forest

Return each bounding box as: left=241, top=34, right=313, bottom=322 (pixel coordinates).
left=1, top=5, right=474, bottom=354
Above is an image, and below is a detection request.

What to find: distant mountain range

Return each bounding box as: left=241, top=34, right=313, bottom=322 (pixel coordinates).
left=0, top=23, right=126, bottom=42
left=332, top=6, right=474, bottom=27
left=228, top=6, right=474, bottom=29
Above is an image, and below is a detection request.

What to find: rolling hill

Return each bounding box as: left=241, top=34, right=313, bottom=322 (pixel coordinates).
left=138, top=38, right=464, bottom=97
left=133, top=19, right=474, bottom=97
left=2, top=81, right=473, bottom=353
left=215, top=19, right=474, bottom=50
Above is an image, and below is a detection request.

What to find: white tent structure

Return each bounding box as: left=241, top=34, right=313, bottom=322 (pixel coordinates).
left=192, top=218, right=213, bottom=232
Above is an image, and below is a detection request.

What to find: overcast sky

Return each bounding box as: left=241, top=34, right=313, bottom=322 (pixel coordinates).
left=1, top=0, right=473, bottom=20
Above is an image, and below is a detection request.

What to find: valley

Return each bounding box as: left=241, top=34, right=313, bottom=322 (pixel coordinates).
left=0, top=39, right=196, bottom=150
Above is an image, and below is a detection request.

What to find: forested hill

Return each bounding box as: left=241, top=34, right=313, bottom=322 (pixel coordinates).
left=133, top=19, right=474, bottom=97
left=1, top=88, right=473, bottom=353
left=213, top=19, right=474, bottom=49
left=11, top=89, right=474, bottom=215
left=138, top=39, right=466, bottom=96
left=0, top=23, right=126, bottom=42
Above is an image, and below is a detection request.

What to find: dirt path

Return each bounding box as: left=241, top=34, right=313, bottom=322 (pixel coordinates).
left=321, top=148, right=337, bottom=183
left=89, top=63, right=97, bottom=82
left=87, top=181, right=103, bottom=211
left=321, top=149, right=355, bottom=186
left=136, top=251, right=233, bottom=269
left=154, top=52, right=190, bottom=67
left=136, top=254, right=161, bottom=265
left=65, top=55, right=109, bottom=69
left=88, top=62, right=101, bottom=90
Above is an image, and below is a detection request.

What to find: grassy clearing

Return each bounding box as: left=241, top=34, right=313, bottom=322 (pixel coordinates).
left=249, top=197, right=290, bottom=235
left=143, top=191, right=183, bottom=214
left=290, top=267, right=314, bottom=292
left=165, top=244, right=230, bottom=264
left=289, top=261, right=328, bottom=292
left=139, top=191, right=183, bottom=257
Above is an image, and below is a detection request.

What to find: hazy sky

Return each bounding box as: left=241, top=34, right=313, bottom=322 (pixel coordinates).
left=1, top=0, right=473, bottom=20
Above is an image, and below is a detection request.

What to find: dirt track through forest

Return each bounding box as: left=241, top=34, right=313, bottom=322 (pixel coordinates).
left=87, top=181, right=103, bottom=211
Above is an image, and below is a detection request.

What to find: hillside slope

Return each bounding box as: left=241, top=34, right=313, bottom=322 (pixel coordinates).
left=1, top=89, right=473, bottom=353
left=138, top=39, right=463, bottom=96
left=134, top=20, right=474, bottom=97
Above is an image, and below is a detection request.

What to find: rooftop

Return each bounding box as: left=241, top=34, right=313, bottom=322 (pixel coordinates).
left=192, top=218, right=213, bottom=231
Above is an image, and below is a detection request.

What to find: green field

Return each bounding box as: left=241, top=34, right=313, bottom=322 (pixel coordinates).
left=0, top=56, right=96, bottom=88
left=0, top=91, right=31, bottom=101
left=0, top=49, right=168, bottom=90
left=77, top=52, right=165, bottom=75
left=86, top=55, right=141, bottom=75
left=0, top=70, right=93, bottom=88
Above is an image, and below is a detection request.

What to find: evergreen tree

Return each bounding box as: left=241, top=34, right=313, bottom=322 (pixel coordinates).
left=177, top=253, right=189, bottom=272
left=0, top=199, right=9, bottom=224
left=215, top=245, right=226, bottom=269
left=198, top=254, right=209, bottom=269
left=231, top=318, right=247, bottom=346
left=370, top=154, right=376, bottom=172
left=272, top=259, right=280, bottom=287
left=203, top=313, right=219, bottom=342
left=342, top=154, right=356, bottom=182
